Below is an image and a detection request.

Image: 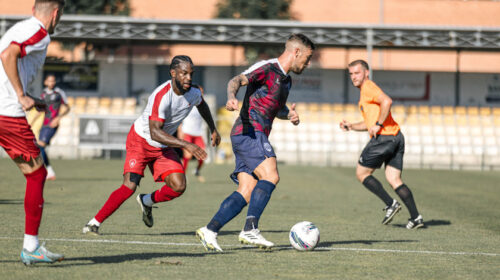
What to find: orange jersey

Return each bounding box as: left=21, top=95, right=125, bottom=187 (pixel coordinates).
left=358, top=80, right=400, bottom=136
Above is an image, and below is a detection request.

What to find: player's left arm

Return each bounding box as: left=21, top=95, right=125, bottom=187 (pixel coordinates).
left=369, top=91, right=393, bottom=137
left=277, top=103, right=299, bottom=125
left=196, top=99, right=221, bottom=147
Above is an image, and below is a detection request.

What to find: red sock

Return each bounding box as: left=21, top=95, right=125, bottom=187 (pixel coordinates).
left=95, top=185, right=134, bottom=223
left=182, top=157, right=189, bottom=171
left=24, top=166, right=47, bottom=235
left=197, top=159, right=204, bottom=170
left=153, top=184, right=182, bottom=203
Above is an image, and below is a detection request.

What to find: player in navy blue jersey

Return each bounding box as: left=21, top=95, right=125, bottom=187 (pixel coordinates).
left=196, top=33, right=315, bottom=251
left=32, top=74, right=70, bottom=180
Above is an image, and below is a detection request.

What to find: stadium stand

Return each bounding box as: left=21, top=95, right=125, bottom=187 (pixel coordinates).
left=1, top=98, right=497, bottom=170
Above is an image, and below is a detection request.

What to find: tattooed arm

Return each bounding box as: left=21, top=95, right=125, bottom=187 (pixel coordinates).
left=225, top=74, right=249, bottom=111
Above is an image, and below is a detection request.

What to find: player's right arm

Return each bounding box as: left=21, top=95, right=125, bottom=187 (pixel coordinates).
left=340, top=119, right=367, bottom=132
left=149, top=119, right=207, bottom=160
left=226, top=74, right=249, bottom=111
left=0, top=43, right=35, bottom=110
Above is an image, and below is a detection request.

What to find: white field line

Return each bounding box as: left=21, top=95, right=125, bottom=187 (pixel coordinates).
left=0, top=236, right=498, bottom=257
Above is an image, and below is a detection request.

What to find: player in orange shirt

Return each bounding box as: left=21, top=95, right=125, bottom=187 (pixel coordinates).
left=340, top=60, right=423, bottom=229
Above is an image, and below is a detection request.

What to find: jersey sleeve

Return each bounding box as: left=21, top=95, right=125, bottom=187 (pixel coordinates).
left=10, top=24, right=49, bottom=58
left=242, top=62, right=269, bottom=85
left=58, top=88, right=69, bottom=105
left=365, top=81, right=385, bottom=103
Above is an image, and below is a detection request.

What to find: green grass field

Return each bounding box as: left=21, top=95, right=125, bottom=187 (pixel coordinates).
left=0, top=159, right=499, bottom=279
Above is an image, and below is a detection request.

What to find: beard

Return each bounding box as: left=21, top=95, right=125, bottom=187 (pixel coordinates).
left=174, top=78, right=190, bottom=94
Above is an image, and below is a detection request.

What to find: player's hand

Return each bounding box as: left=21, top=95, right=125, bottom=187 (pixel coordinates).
left=19, top=95, right=35, bottom=111
left=369, top=125, right=381, bottom=138
left=185, top=143, right=207, bottom=160
left=211, top=129, right=221, bottom=147
left=49, top=117, right=60, bottom=128
left=226, top=98, right=239, bottom=111
left=288, top=103, right=300, bottom=125
left=339, top=119, right=351, bottom=131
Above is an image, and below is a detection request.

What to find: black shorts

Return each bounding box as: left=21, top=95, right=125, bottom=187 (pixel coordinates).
left=358, top=131, right=404, bottom=170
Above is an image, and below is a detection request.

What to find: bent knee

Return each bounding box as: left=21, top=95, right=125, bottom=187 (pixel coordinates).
left=167, top=175, right=186, bottom=193
left=261, top=174, right=279, bottom=185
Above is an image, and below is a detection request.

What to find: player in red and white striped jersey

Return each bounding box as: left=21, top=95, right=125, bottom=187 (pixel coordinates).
left=0, top=0, right=65, bottom=265
left=83, top=56, right=220, bottom=235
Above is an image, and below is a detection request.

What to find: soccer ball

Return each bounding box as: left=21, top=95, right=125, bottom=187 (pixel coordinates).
left=289, top=221, right=320, bottom=251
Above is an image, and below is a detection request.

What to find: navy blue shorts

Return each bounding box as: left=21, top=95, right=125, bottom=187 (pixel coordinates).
left=39, top=126, right=58, bottom=145
left=230, top=131, right=276, bottom=184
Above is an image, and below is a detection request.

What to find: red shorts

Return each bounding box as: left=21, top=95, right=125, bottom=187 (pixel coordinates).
left=183, top=133, right=205, bottom=149
left=0, top=116, right=40, bottom=161
left=123, top=125, right=184, bottom=182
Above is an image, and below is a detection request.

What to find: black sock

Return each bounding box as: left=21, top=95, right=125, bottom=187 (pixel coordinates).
left=362, top=175, right=394, bottom=206
left=395, top=184, right=419, bottom=219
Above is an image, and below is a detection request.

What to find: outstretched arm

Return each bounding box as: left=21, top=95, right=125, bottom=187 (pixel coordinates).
left=196, top=100, right=221, bottom=147
left=340, top=119, right=367, bottom=132
left=226, top=74, right=249, bottom=111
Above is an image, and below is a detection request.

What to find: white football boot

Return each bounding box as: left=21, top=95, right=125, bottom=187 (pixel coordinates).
left=196, top=227, right=223, bottom=252
left=238, top=229, right=274, bottom=249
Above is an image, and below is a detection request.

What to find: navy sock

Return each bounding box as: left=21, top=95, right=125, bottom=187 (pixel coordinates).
left=39, top=146, right=50, bottom=166
left=244, top=180, right=276, bottom=231
left=207, top=191, right=247, bottom=233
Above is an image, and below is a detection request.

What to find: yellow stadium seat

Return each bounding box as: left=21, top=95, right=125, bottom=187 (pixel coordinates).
left=479, top=107, right=491, bottom=116
left=467, top=107, right=479, bottom=115
left=442, top=106, right=454, bottom=115
left=418, top=105, right=430, bottom=115
left=75, top=96, right=87, bottom=106
left=392, top=105, right=406, bottom=115
left=66, top=96, right=75, bottom=106
left=455, top=106, right=466, bottom=115
left=430, top=106, right=442, bottom=115
left=492, top=108, right=500, bottom=116
left=344, top=104, right=357, bottom=112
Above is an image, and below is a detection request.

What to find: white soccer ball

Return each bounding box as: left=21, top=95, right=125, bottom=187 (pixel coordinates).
left=289, top=221, right=320, bottom=251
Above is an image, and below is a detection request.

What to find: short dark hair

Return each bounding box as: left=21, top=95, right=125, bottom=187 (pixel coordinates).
left=288, top=33, right=315, bottom=50
left=169, top=55, right=193, bottom=71
left=348, top=59, right=369, bottom=70
left=35, top=0, right=66, bottom=7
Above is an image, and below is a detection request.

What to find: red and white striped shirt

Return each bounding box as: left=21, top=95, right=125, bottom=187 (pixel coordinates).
left=134, top=80, right=203, bottom=148
left=0, top=17, right=50, bottom=117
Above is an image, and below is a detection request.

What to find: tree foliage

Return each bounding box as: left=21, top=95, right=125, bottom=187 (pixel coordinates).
left=215, top=0, right=294, bottom=63
left=216, top=0, right=293, bottom=20
left=64, top=0, right=130, bottom=15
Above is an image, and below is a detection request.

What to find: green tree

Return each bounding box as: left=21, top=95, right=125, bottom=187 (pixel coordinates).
left=64, top=0, right=130, bottom=15
left=215, top=0, right=294, bottom=63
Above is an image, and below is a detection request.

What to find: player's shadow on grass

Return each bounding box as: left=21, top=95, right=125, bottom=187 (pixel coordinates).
left=391, top=219, right=451, bottom=229
left=317, top=239, right=417, bottom=247
left=110, top=229, right=288, bottom=237
left=0, top=199, right=23, bottom=205
left=61, top=251, right=216, bottom=266
left=55, top=177, right=118, bottom=182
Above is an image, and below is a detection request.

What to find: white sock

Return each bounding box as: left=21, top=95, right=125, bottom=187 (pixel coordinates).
left=142, top=194, right=154, bottom=207
left=23, top=234, right=39, bottom=252
left=88, top=218, right=101, bottom=227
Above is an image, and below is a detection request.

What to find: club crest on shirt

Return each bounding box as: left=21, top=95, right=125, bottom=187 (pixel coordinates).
left=129, top=159, right=137, bottom=168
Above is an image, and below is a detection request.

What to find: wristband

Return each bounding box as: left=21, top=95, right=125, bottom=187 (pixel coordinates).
left=376, top=121, right=384, bottom=128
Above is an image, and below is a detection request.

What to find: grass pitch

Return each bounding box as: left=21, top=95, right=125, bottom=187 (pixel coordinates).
left=0, top=159, right=499, bottom=279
